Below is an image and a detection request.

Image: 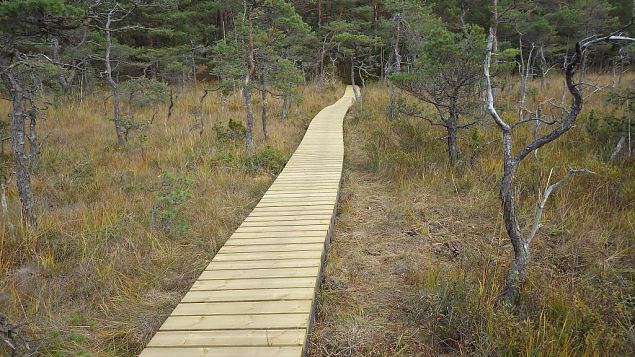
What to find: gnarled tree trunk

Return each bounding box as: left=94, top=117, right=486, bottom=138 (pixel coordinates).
left=4, top=76, right=36, bottom=224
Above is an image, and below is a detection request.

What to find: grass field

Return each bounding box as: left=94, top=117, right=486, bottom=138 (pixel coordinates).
left=309, top=74, right=635, bottom=356
left=1, top=72, right=633, bottom=356
left=0, top=83, right=343, bottom=356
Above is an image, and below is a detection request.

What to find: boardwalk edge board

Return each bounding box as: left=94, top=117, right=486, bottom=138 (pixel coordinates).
left=140, top=86, right=355, bottom=357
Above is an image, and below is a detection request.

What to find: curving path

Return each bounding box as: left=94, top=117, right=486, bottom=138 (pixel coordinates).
left=140, top=86, right=355, bottom=357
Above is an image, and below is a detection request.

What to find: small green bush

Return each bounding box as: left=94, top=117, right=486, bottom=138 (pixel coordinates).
left=244, top=146, right=287, bottom=175
left=151, top=171, right=193, bottom=237
left=214, top=118, right=246, bottom=142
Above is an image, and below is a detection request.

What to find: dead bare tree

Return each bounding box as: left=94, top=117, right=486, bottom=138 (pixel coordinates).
left=517, top=35, right=535, bottom=121
left=87, top=1, right=139, bottom=146
left=241, top=0, right=262, bottom=154
left=484, top=26, right=635, bottom=304
left=386, top=13, right=409, bottom=121
left=51, top=29, right=88, bottom=98
left=608, top=83, right=634, bottom=160
left=198, top=89, right=209, bottom=136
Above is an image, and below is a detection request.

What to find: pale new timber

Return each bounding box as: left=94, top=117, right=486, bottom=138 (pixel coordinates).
left=139, top=86, right=355, bottom=357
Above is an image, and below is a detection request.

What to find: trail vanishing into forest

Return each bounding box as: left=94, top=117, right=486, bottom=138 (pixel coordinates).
left=139, top=87, right=355, bottom=357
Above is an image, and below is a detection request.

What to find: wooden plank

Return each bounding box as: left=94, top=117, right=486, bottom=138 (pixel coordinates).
left=271, top=177, right=340, bottom=181
left=235, top=225, right=330, bottom=233
left=170, top=300, right=312, bottom=316
left=140, top=346, right=303, bottom=357
left=243, top=215, right=333, bottom=222
left=264, top=189, right=338, bottom=194
left=219, top=243, right=325, bottom=253
left=181, top=288, right=315, bottom=303
left=224, top=237, right=327, bottom=246
left=255, top=201, right=337, bottom=208
left=247, top=209, right=335, bottom=217
left=206, top=259, right=322, bottom=270
left=213, top=251, right=323, bottom=261
left=231, top=231, right=328, bottom=239
left=191, top=277, right=317, bottom=291
left=258, top=196, right=337, bottom=202
left=261, top=193, right=337, bottom=199
left=198, top=267, right=319, bottom=280
left=239, top=220, right=333, bottom=228
left=146, top=330, right=306, bottom=347
left=265, top=187, right=338, bottom=193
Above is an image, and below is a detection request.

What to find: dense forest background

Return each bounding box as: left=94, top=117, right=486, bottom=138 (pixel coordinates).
left=1, top=0, right=634, bottom=356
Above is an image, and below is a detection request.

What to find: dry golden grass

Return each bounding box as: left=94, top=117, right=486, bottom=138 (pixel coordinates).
left=0, top=82, right=343, bottom=356
left=309, top=74, right=635, bottom=356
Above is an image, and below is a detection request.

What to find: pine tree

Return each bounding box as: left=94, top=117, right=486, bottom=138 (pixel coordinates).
left=0, top=0, right=83, bottom=223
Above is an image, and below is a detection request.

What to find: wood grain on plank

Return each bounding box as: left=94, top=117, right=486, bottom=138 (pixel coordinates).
left=171, top=300, right=312, bottom=315
left=146, top=329, right=306, bottom=347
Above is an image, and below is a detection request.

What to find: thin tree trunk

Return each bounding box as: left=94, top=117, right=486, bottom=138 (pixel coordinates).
left=500, top=157, right=527, bottom=304
left=28, top=106, right=37, bottom=172
left=1, top=180, right=12, bottom=232
left=610, top=136, right=626, bottom=161
left=380, top=47, right=384, bottom=81
left=518, top=40, right=534, bottom=121
left=350, top=59, right=360, bottom=103
left=612, top=58, right=618, bottom=87
left=52, top=38, right=72, bottom=96
left=539, top=45, right=547, bottom=89
left=282, top=91, right=289, bottom=119
left=220, top=93, right=228, bottom=113
left=388, top=82, right=396, bottom=120
left=104, top=11, right=124, bottom=145
left=199, top=89, right=209, bottom=136
left=243, top=86, right=255, bottom=153
left=221, top=10, right=226, bottom=40
left=628, top=99, right=631, bottom=157
left=533, top=103, right=541, bottom=159
left=260, top=77, right=268, bottom=141
left=358, top=63, right=365, bottom=112
left=243, top=6, right=257, bottom=153
left=618, top=59, right=625, bottom=85
left=168, top=88, right=174, bottom=119
left=492, top=0, right=498, bottom=55
left=190, top=40, right=197, bottom=87
left=388, top=16, right=402, bottom=121
left=447, top=125, right=458, bottom=167
left=446, top=109, right=459, bottom=167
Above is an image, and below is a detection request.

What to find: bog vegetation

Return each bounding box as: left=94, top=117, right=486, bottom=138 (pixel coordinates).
left=0, top=0, right=633, bottom=356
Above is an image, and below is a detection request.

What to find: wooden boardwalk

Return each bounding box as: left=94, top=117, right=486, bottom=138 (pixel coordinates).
left=140, top=86, right=355, bottom=357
